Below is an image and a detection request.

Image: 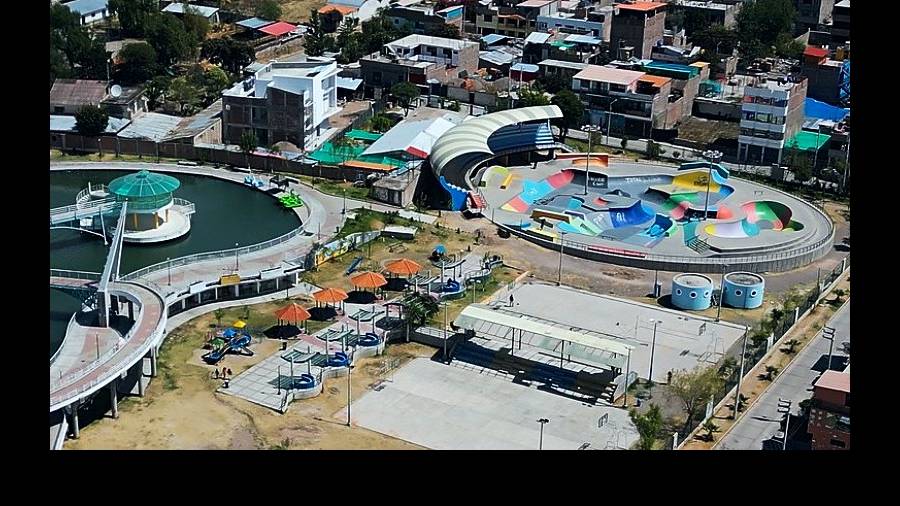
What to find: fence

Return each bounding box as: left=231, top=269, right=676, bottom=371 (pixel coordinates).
left=674, top=255, right=849, bottom=447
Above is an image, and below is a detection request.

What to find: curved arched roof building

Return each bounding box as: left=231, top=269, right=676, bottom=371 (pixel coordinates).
left=429, top=106, right=563, bottom=209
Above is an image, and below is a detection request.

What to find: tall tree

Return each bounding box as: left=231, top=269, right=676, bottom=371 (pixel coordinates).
left=116, top=42, right=158, bottom=84
left=734, top=0, right=797, bottom=62
left=239, top=131, right=259, bottom=169
left=168, top=76, right=201, bottom=115
left=630, top=405, right=664, bottom=450
left=551, top=89, right=584, bottom=139
left=75, top=105, right=110, bottom=137
left=108, top=0, right=158, bottom=38
left=182, top=6, right=211, bottom=49
left=145, top=76, right=172, bottom=110
left=668, top=366, right=723, bottom=434
left=518, top=85, right=550, bottom=107
left=147, top=13, right=193, bottom=65
left=202, top=38, right=256, bottom=74
left=390, top=82, right=420, bottom=116
left=430, top=23, right=461, bottom=39
left=304, top=11, right=331, bottom=57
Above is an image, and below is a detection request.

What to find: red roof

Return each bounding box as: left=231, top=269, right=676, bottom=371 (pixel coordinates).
left=815, top=370, right=850, bottom=394
left=259, top=21, right=297, bottom=37
left=617, top=2, right=667, bottom=12
left=804, top=46, right=829, bottom=59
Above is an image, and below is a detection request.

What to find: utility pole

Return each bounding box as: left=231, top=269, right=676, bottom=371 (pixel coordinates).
left=556, top=231, right=566, bottom=286
left=716, top=264, right=727, bottom=322
left=648, top=319, right=662, bottom=392
left=777, top=398, right=792, bottom=451
left=347, top=364, right=354, bottom=427
left=702, top=150, right=722, bottom=221
left=732, top=325, right=749, bottom=419
left=167, top=257, right=172, bottom=286
left=823, top=326, right=836, bottom=370
left=235, top=242, right=240, bottom=271
left=606, top=98, right=619, bottom=146
left=581, top=125, right=602, bottom=195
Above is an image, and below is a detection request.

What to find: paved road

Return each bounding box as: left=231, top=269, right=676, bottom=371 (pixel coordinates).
left=716, top=299, right=850, bottom=450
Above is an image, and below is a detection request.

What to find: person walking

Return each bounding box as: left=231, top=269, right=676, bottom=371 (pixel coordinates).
left=215, top=369, right=220, bottom=379
left=509, top=294, right=514, bottom=307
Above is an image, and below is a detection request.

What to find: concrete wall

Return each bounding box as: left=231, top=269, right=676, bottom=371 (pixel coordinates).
left=693, top=97, right=742, bottom=121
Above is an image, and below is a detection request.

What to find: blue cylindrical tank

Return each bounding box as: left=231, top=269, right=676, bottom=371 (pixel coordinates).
left=672, top=273, right=713, bottom=310
left=722, top=272, right=765, bottom=309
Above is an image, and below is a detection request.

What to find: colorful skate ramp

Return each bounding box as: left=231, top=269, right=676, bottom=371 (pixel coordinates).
left=501, top=169, right=574, bottom=212
left=704, top=201, right=804, bottom=238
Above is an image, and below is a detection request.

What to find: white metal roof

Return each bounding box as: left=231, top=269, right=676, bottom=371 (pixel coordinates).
left=429, top=105, right=562, bottom=177
left=525, top=32, right=552, bottom=45
left=162, top=3, right=220, bottom=18
left=455, top=304, right=634, bottom=356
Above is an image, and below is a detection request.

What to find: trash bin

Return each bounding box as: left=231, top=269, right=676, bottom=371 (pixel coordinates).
left=282, top=341, right=288, bottom=351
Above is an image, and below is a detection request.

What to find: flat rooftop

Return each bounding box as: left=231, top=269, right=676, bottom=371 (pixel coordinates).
left=389, top=34, right=478, bottom=51
left=815, top=369, right=850, bottom=393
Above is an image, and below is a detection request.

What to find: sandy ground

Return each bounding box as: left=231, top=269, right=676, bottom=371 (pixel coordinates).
left=67, top=307, right=431, bottom=450
left=279, top=0, right=327, bottom=22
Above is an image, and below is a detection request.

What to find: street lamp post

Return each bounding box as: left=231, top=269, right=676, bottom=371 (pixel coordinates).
left=235, top=243, right=240, bottom=271
left=732, top=325, right=749, bottom=419
left=556, top=231, right=566, bottom=286
left=716, top=264, right=728, bottom=322
left=167, top=257, right=172, bottom=286
left=581, top=125, right=603, bottom=195
left=443, top=302, right=449, bottom=363
left=347, top=364, right=355, bottom=427
left=648, top=319, right=662, bottom=389
left=702, top=150, right=722, bottom=221
left=537, top=418, right=550, bottom=450
left=606, top=98, right=619, bottom=146
left=342, top=188, right=346, bottom=215
left=777, top=398, right=792, bottom=451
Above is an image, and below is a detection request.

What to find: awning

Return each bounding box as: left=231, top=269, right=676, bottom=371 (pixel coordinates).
left=337, top=76, right=363, bottom=91
left=236, top=17, right=274, bottom=30
left=455, top=304, right=634, bottom=356
left=259, top=21, right=297, bottom=37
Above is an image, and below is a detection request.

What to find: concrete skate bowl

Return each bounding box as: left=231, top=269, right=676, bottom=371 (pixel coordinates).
left=488, top=163, right=833, bottom=273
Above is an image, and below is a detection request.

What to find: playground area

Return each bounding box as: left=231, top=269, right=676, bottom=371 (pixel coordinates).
left=345, top=357, right=640, bottom=450
left=479, top=158, right=832, bottom=270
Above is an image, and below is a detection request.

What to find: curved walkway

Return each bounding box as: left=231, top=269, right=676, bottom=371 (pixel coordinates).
left=50, top=277, right=166, bottom=413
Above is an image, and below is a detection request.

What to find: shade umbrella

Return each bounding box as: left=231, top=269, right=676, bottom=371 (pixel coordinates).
left=232, top=320, right=246, bottom=329
left=312, top=287, right=349, bottom=314
left=385, top=258, right=422, bottom=277
left=351, top=271, right=388, bottom=289
left=275, top=303, right=312, bottom=334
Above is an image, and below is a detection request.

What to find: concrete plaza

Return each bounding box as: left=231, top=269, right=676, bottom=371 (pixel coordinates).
left=344, top=357, right=639, bottom=450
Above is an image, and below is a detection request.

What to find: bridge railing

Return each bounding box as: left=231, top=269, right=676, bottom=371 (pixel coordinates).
left=120, top=224, right=307, bottom=282
left=49, top=269, right=102, bottom=281
left=76, top=184, right=110, bottom=205
left=172, top=198, right=196, bottom=215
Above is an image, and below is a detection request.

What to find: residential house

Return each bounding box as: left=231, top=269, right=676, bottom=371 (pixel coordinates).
left=572, top=64, right=671, bottom=137
left=793, top=0, right=835, bottom=31
left=807, top=368, right=850, bottom=450
left=161, top=2, right=221, bottom=24
left=670, top=1, right=740, bottom=29
left=360, top=34, right=480, bottom=98
left=101, top=85, right=150, bottom=120
left=222, top=57, right=342, bottom=150
left=800, top=46, right=847, bottom=106
left=62, top=0, right=110, bottom=25
left=737, top=74, right=809, bottom=164
left=319, top=0, right=391, bottom=32
left=385, top=3, right=465, bottom=34
left=609, top=1, right=667, bottom=60
left=476, top=0, right=560, bottom=38
left=522, top=30, right=604, bottom=65
left=831, top=0, right=850, bottom=43
left=536, top=5, right=613, bottom=41
left=50, top=79, right=108, bottom=115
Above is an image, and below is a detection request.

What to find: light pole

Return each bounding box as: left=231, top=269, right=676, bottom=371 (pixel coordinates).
left=167, top=257, right=172, bottom=286
left=581, top=125, right=603, bottom=195
left=606, top=98, right=619, bottom=146
left=701, top=149, right=722, bottom=221
left=347, top=363, right=355, bottom=427
left=342, top=188, right=346, bottom=215
left=841, top=133, right=850, bottom=192
left=235, top=242, right=240, bottom=271
left=716, top=264, right=728, bottom=322
left=443, top=302, right=449, bottom=363
left=648, top=319, right=662, bottom=389
left=732, top=325, right=749, bottom=419
left=812, top=125, right=824, bottom=175
left=537, top=418, right=550, bottom=450
left=556, top=231, right=566, bottom=286
left=777, top=398, right=792, bottom=450
left=822, top=326, right=836, bottom=370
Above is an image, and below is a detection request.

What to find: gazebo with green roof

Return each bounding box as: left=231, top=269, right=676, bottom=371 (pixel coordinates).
left=108, top=170, right=183, bottom=231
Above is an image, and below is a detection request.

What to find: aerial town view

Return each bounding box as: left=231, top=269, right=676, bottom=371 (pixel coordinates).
left=50, top=0, right=850, bottom=450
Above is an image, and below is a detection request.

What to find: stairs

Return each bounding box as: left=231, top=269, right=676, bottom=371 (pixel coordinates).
left=686, top=236, right=711, bottom=254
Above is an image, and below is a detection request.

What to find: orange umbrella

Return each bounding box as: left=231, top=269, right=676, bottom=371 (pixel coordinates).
left=275, top=303, right=311, bottom=323
left=350, top=271, right=388, bottom=289
left=385, top=258, right=422, bottom=276
left=312, top=287, right=349, bottom=303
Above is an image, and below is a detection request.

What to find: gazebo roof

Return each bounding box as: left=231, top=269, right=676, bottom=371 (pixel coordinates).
left=108, top=170, right=180, bottom=198
left=350, top=271, right=388, bottom=289
left=275, top=303, right=311, bottom=322
left=385, top=258, right=422, bottom=276
left=312, top=287, right=349, bottom=303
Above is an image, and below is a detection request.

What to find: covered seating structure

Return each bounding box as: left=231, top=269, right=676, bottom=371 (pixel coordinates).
left=349, top=271, right=388, bottom=300
left=274, top=302, right=312, bottom=335
left=454, top=304, right=637, bottom=401
left=311, top=287, right=348, bottom=319
left=383, top=258, right=422, bottom=291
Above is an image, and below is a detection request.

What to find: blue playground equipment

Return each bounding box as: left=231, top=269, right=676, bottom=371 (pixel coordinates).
left=436, top=278, right=465, bottom=300
left=358, top=332, right=381, bottom=347
left=345, top=256, right=364, bottom=276
left=202, top=330, right=254, bottom=364
left=292, top=373, right=317, bottom=390
left=244, top=175, right=265, bottom=188
left=326, top=351, right=350, bottom=367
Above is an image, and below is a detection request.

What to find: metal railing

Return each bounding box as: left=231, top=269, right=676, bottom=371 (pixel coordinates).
left=76, top=184, right=110, bottom=205
left=121, top=224, right=308, bottom=282
left=172, top=198, right=196, bottom=215
left=50, top=198, right=120, bottom=224
left=49, top=269, right=102, bottom=281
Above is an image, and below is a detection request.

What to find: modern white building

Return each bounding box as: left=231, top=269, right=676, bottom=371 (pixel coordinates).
left=62, top=0, right=109, bottom=25
left=384, top=34, right=480, bottom=67
left=222, top=58, right=342, bottom=150
left=738, top=76, right=809, bottom=164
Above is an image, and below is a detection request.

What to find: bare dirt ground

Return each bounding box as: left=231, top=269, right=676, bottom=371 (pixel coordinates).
left=279, top=0, right=327, bottom=23
left=67, top=302, right=432, bottom=450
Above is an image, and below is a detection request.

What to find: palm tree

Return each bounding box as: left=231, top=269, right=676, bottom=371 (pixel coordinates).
left=402, top=292, right=440, bottom=341
left=239, top=131, right=258, bottom=171
left=213, top=308, right=225, bottom=328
